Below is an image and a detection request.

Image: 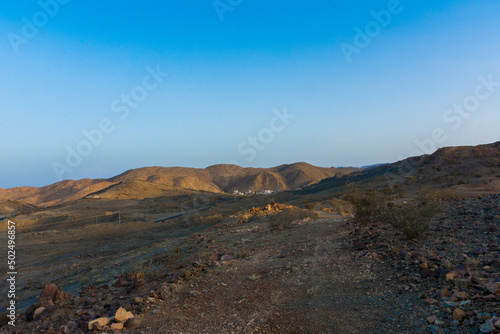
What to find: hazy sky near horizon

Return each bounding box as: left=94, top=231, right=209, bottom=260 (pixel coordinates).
left=1, top=0, right=499, bottom=188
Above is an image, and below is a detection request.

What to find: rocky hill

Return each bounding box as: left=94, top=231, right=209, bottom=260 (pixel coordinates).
left=0, top=163, right=359, bottom=207
left=299, top=141, right=500, bottom=196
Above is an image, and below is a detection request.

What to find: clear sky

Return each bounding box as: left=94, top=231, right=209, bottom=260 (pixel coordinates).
left=1, top=0, right=499, bottom=188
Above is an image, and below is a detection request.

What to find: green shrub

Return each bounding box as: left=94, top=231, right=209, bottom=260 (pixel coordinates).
left=344, top=183, right=385, bottom=225
left=378, top=197, right=440, bottom=239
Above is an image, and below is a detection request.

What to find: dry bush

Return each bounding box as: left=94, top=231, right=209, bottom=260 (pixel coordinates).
left=378, top=197, right=440, bottom=239
left=418, top=187, right=462, bottom=200
left=331, top=198, right=353, bottom=215
left=344, top=183, right=385, bottom=225
left=268, top=208, right=319, bottom=231
left=303, top=202, right=317, bottom=211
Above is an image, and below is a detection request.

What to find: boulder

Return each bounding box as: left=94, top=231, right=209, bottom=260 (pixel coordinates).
left=37, top=284, right=71, bottom=308
left=88, top=317, right=110, bottom=330
left=124, top=317, right=141, bottom=329
left=114, top=307, right=134, bottom=323
left=111, top=322, right=124, bottom=330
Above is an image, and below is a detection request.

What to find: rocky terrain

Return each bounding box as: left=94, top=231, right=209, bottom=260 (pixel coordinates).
left=1, top=194, right=499, bottom=333
left=0, top=142, right=499, bottom=333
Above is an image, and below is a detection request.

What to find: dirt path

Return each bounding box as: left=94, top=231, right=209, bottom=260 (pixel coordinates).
left=131, top=213, right=428, bottom=333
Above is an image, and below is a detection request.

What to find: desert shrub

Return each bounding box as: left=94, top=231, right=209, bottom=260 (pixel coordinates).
left=378, top=197, right=440, bottom=239
left=268, top=208, right=319, bottom=231
left=331, top=198, right=352, bottom=215
left=344, top=183, right=385, bottom=225
left=303, top=202, right=317, bottom=211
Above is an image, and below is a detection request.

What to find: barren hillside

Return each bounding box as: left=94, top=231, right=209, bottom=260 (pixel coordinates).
left=0, top=163, right=358, bottom=207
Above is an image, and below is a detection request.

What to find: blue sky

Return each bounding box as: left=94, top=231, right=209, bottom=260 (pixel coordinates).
left=1, top=0, right=499, bottom=188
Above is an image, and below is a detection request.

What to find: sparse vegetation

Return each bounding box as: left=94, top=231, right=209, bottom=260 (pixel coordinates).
left=330, top=198, right=352, bottom=215
left=378, top=196, right=441, bottom=239
left=268, top=208, right=319, bottom=231
left=344, top=183, right=385, bottom=225
left=303, top=202, right=317, bottom=211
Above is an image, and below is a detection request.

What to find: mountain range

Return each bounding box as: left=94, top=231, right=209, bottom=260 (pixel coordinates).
left=0, top=163, right=359, bottom=207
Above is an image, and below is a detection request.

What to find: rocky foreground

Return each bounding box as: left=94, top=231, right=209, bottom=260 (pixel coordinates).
left=1, top=196, right=499, bottom=333
left=350, top=194, right=500, bottom=333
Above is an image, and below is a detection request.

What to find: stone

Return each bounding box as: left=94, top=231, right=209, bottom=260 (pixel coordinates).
left=483, top=282, right=499, bottom=295
left=437, top=289, right=452, bottom=299
left=425, top=298, right=438, bottom=304
left=443, top=301, right=458, bottom=308
left=453, top=278, right=471, bottom=290
left=453, top=308, right=466, bottom=321
left=134, top=271, right=147, bottom=287
left=124, top=317, right=141, bottom=329
left=419, top=262, right=429, bottom=270
left=427, top=315, right=438, bottom=324
left=479, top=320, right=495, bottom=333
left=111, top=322, right=124, bottom=330
left=454, top=291, right=471, bottom=300
left=88, top=317, right=110, bottom=330
left=220, top=255, right=233, bottom=261
left=37, top=283, right=71, bottom=308
left=114, top=307, right=134, bottom=323
left=183, top=270, right=192, bottom=278
left=459, top=300, right=471, bottom=307
left=37, top=284, right=58, bottom=307
left=445, top=272, right=455, bottom=281
left=25, top=304, right=37, bottom=322
left=33, top=307, right=46, bottom=320
left=435, top=320, right=445, bottom=326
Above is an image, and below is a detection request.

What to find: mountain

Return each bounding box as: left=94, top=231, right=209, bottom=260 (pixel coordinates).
left=298, top=141, right=500, bottom=195
left=0, top=163, right=360, bottom=207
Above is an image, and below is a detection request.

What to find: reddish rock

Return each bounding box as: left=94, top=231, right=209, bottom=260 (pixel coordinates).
left=36, top=284, right=71, bottom=308
left=453, top=308, right=466, bottom=321
left=437, top=289, right=452, bottom=299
